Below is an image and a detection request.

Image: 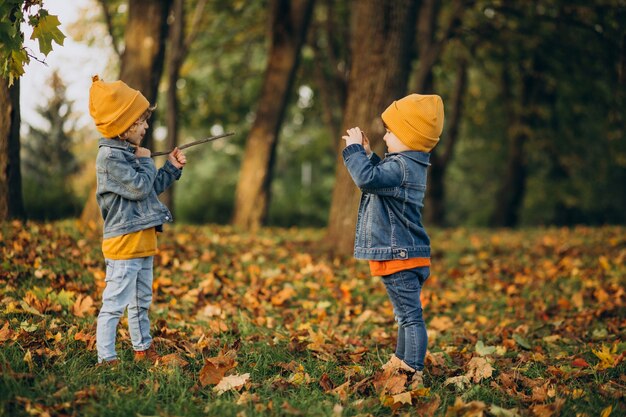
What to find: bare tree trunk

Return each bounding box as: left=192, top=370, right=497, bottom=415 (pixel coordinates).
left=161, top=0, right=207, bottom=213
left=425, top=56, right=468, bottom=225
left=0, top=77, right=24, bottom=220
left=309, top=0, right=349, bottom=149
left=80, top=0, right=172, bottom=230
left=325, top=0, right=418, bottom=256
left=490, top=61, right=532, bottom=227
left=413, top=0, right=468, bottom=226
left=161, top=0, right=184, bottom=213
left=232, top=0, right=315, bottom=230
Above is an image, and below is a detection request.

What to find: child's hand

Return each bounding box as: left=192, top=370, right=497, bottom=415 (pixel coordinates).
left=135, top=147, right=151, bottom=158
left=168, top=147, right=187, bottom=169
left=342, top=127, right=365, bottom=148
left=362, top=131, right=372, bottom=156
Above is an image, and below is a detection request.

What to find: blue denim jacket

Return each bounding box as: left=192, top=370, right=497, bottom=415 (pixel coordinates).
left=96, top=138, right=182, bottom=239
left=342, top=143, right=431, bottom=260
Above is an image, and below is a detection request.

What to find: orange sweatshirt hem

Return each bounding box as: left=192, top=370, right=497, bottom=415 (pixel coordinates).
left=369, top=257, right=430, bottom=276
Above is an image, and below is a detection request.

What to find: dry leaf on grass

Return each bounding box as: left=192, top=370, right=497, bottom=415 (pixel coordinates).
left=213, top=373, right=250, bottom=395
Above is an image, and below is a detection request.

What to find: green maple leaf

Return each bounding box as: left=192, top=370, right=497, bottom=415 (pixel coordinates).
left=30, top=14, right=65, bottom=56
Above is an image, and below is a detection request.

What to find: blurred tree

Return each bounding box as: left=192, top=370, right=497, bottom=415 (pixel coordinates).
left=232, top=0, right=316, bottom=231
left=306, top=0, right=350, bottom=144
left=21, top=72, right=80, bottom=219
left=0, top=1, right=65, bottom=220
left=160, top=0, right=208, bottom=214
left=80, top=0, right=173, bottom=230
left=413, top=0, right=470, bottom=226
left=326, top=0, right=419, bottom=256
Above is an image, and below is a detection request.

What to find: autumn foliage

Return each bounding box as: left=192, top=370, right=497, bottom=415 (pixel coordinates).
left=1, top=221, right=624, bottom=416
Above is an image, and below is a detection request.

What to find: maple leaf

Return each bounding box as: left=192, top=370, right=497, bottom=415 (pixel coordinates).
left=372, top=369, right=407, bottom=396
left=416, top=394, right=441, bottom=417
left=444, top=375, right=470, bottom=390
left=271, top=285, right=296, bottom=306
left=319, top=373, right=334, bottom=392
left=213, top=373, right=250, bottom=395
left=71, top=295, right=94, bottom=317
left=0, top=321, right=14, bottom=343
left=466, top=357, right=494, bottom=383
left=444, top=397, right=487, bottom=417
left=593, top=344, right=619, bottom=370
left=429, top=316, right=454, bottom=331
left=30, top=14, right=65, bottom=56
left=529, top=398, right=564, bottom=417
left=159, top=353, right=189, bottom=367
left=199, top=352, right=237, bottom=386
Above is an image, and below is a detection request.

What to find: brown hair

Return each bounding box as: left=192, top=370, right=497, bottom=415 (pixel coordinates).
left=118, top=105, right=156, bottom=140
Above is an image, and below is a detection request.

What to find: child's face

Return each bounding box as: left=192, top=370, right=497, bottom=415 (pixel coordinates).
left=125, top=117, right=149, bottom=146
left=383, top=128, right=411, bottom=153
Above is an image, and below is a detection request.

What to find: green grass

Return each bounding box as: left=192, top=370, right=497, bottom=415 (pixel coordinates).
left=1, top=221, right=625, bottom=416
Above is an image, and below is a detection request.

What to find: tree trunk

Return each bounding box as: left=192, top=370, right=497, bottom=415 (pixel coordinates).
left=425, top=56, right=468, bottom=225
left=490, top=62, right=533, bottom=227
left=80, top=0, right=172, bottom=230
left=161, top=0, right=185, bottom=213
left=232, top=0, right=315, bottom=230
left=325, top=0, right=418, bottom=256
left=0, top=77, right=24, bottom=220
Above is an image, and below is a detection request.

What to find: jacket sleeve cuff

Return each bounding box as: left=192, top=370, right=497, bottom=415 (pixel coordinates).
left=342, top=144, right=365, bottom=162
left=163, top=160, right=182, bottom=179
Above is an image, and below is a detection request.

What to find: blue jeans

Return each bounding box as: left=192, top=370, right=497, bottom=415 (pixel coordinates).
left=381, top=266, right=429, bottom=371
left=96, top=257, right=154, bottom=363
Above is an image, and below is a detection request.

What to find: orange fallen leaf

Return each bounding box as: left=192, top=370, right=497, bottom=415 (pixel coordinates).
left=199, top=351, right=237, bottom=386
left=71, top=295, right=95, bottom=317
left=571, top=358, right=589, bottom=368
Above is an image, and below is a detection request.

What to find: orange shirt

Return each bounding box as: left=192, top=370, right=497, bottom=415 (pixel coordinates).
left=369, top=257, right=430, bottom=276
left=102, top=227, right=157, bottom=260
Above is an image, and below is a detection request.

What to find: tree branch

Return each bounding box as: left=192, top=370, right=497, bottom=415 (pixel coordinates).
left=97, top=0, right=122, bottom=59
left=151, top=132, right=235, bottom=156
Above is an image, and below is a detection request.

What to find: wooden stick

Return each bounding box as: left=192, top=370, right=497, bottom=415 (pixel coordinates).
left=152, top=132, right=235, bottom=156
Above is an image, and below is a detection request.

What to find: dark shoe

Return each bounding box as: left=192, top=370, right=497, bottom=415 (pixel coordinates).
left=134, top=345, right=160, bottom=363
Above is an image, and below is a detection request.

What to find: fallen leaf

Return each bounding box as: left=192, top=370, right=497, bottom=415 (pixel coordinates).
left=199, top=352, right=237, bottom=386
left=319, top=373, right=334, bottom=392
left=529, top=398, right=565, bottom=417
left=466, top=357, right=494, bottom=383
left=571, top=358, right=589, bottom=368
left=213, top=373, right=250, bottom=395
left=489, top=404, right=522, bottom=417
left=159, top=353, right=188, bottom=367
left=71, top=295, right=94, bottom=317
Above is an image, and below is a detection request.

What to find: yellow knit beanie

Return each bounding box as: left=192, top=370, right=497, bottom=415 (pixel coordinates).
left=88, top=75, right=150, bottom=138
left=381, top=94, right=444, bottom=152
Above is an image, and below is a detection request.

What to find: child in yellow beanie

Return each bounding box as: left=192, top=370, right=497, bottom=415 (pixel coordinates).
left=342, top=93, right=444, bottom=389
left=89, top=75, right=187, bottom=366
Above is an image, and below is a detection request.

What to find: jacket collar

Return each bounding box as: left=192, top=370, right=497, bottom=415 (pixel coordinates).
left=386, top=150, right=431, bottom=166
left=98, top=138, right=134, bottom=152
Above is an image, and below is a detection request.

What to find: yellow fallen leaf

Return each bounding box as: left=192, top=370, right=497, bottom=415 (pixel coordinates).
left=593, top=344, right=618, bottom=370
left=601, top=405, right=612, bottom=417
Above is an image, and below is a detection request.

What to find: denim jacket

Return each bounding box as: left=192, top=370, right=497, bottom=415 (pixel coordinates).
left=342, top=143, right=431, bottom=260
left=96, top=138, right=182, bottom=239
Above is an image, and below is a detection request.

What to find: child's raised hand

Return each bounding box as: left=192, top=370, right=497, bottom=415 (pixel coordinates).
left=362, top=131, right=372, bottom=156
left=135, top=147, right=151, bottom=158
left=168, top=147, right=187, bottom=169
left=342, top=127, right=365, bottom=147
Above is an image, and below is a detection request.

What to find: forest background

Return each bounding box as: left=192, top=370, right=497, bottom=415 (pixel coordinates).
left=1, top=0, right=624, bottom=243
